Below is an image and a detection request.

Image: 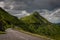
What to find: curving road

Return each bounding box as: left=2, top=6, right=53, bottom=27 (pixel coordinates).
left=0, top=28, right=49, bottom=40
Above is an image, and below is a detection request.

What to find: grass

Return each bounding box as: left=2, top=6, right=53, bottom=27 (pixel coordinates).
left=13, top=27, right=54, bottom=40
left=0, top=31, right=6, bottom=34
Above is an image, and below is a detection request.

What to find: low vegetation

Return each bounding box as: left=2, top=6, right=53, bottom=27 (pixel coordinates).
left=19, top=12, right=60, bottom=40
left=0, top=7, right=21, bottom=33
left=0, top=7, right=60, bottom=40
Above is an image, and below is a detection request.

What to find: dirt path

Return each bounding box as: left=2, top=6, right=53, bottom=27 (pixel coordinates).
left=0, top=28, right=49, bottom=40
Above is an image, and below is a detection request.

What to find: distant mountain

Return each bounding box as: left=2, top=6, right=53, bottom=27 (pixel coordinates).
left=20, top=12, right=50, bottom=24
left=20, top=12, right=60, bottom=40
left=0, top=7, right=21, bottom=31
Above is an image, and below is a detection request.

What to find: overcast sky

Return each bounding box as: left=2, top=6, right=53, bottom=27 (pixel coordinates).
left=0, top=0, right=60, bottom=23
left=0, top=0, right=60, bottom=11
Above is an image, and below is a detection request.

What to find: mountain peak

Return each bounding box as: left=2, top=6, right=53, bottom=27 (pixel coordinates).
left=21, top=11, right=50, bottom=24
left=33, top=11, right=40, bottom=15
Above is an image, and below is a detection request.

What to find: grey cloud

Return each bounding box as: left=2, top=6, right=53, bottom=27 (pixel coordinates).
left=0, top=0, right=60, bottom=23
left=0, top=0, right=4, bottom=1
left=1, top=0, right=60, bottom=12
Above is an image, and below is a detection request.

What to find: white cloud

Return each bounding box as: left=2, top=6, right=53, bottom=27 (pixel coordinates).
left=40, top=9, right=60, bottom=23
left=50, top=9, right=60, bottom=16
left=9, top=5, right=14, bottom=9
left=0, top=1, right=5, bottom=8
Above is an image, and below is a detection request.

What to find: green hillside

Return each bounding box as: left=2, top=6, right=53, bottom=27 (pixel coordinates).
left=0, top=7, right=60, bottom=40
left=0, top=7, right=21, bottom=31
left=20, top=12, right=51, bottom=24
left=19, top=12, right=60, bottom=40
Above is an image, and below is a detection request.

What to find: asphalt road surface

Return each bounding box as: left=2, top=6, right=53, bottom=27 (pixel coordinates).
left=0, top=28, right=50, bottom=40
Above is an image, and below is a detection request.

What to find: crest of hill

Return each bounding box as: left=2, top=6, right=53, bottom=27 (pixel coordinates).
left=0, top=7, right=21, bottom=31
left=20, top=11, right=50, bottom=24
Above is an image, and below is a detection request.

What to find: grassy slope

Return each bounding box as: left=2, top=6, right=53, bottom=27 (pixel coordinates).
left=0, top=7, right=21, bottom=32
left=19, top=12, right=60, bottom=40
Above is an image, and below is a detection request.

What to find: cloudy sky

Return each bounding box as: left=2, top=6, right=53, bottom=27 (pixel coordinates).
left=0, top=0, right=60, bottom=23
left=0, top=0, right=60, bottom=11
